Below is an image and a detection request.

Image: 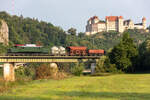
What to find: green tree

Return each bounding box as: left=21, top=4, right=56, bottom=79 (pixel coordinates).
left=78, top=32, right=85, bottom=38
left=67, top=28, right=77, bottom=36
left=109, top=32, right=138, bottom=72
left=138, top=37, right=150, bottom=71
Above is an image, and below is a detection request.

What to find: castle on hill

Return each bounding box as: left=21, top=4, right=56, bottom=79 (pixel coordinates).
left=85, top=16, right=147, bottom=35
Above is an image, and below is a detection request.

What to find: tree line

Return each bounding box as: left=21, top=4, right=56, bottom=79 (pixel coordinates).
left=96, top=32, right=150, bottom=73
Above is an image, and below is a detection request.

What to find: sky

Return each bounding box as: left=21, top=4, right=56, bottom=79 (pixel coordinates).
left=0, top=0, right=150, bottom=32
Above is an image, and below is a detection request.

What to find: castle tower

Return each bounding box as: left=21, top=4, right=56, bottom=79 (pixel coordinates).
left=85, top=18, right=92, bottom=35
left=91, top=16, right=99, bottom=24
left=118, top=16, right=124, bottom=33
left=142, top=17, right=146, bottom=29
left=85, top=16, right=99, bottom=35
left=87, top=17, right=92, bottom=25
left=106, top=16, right=109, bottom=32
left=106, top=16, right=122, bottom=32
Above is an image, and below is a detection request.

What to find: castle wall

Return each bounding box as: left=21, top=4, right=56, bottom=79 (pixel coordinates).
left=98, top=23, right=106, bottom=32
left=106, top=21, right=118, bottom=31
left=134, top=25, right=144, bottom=29
left=118, top=19, right=124, bottom=33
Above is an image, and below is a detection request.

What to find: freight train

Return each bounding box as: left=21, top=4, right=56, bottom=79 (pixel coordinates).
left=7, top=44, right=105, bottom=56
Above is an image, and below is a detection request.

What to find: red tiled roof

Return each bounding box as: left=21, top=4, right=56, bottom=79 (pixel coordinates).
left=93, top=16, right=98, bottom=19
left=106, top=16, right=123, bottom=21
left=119, top=16, right=123, bottom=18
left=142, top=17, right=146, bottom=20
left=88, top=17, right=92, bottom=21
left=88, top=16, right=99, bottom=21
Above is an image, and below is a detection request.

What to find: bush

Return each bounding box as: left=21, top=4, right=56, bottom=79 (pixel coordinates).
left=71, top=63, right=84, bottom=76
left=15, top=66, right=26, bottom=77
left=35, top=63, right=69, bottom=80
left=95, top=56, right=123, bottom=74
left=36, top=63, right=60, bottom=79
left=36, top=64, right=51, bottom=79
left=15, top=66, right=36, bottom=80
left=95, top=56, right=107, bottom=73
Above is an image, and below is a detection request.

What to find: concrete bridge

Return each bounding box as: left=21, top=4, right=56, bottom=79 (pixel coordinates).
left=0, top=56, right=100, bottom=81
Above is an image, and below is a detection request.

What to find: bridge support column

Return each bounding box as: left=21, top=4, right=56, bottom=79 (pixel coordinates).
left=3, top=63, right=15, bottom=81
left=49, top=63, right=58, bottom=77
left=91, top=63, right=96, bottom=74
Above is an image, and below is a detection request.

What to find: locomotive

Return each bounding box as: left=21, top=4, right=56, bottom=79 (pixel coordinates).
left=7, top=44, right=105, bottom=56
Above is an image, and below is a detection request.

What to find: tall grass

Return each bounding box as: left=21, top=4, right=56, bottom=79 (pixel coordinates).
left=1, top=74, right=150, bottom=100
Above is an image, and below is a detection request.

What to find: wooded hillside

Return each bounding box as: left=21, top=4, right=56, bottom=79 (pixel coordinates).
left=0, top=11, right=150, bottom=50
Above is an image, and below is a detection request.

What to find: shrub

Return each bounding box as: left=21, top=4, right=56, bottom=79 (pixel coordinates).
left=35, top=64, right=51, bottom=79
left=35, top=63, right=59, bottom=79
left=58, top=63, right=73, bottom=73
left=15, top=66, right=26, bottom=77
left=71, top=63, right=84, bottom=76
left=95, top=56, right=107, bottom=73
left=15, top=66, right=36, bottom=80
left=95, top=56, right=123, bottom=74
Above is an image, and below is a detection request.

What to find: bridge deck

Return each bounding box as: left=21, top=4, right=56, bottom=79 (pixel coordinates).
left=0, top=56, right=100, bottom=63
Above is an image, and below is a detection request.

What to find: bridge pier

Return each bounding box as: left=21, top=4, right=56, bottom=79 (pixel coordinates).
left=91, top=63, right=96, bottom=74
left=3, top=63, right=15, bottom=81
left=49, top=63, right=58, bottom=77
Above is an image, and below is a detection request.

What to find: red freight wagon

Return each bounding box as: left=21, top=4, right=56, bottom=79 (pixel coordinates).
left=88, top=49, right=104, bottom=56
left=15, top=44, right=25, bottom=47
left=66, top=46, right=87, bottom=56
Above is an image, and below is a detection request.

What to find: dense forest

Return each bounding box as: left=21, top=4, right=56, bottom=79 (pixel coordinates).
left=0, top=11, right=150, bottom=51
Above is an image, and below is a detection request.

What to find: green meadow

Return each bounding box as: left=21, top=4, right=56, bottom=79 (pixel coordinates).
left=1, top=74, right=150, bottom=100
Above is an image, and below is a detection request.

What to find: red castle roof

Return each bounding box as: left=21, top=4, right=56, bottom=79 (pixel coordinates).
left=142, top=17, right=146, bottom=20
left=88, top=16, right=99, bottom=21
left=106, top=16, right=123, bottom=21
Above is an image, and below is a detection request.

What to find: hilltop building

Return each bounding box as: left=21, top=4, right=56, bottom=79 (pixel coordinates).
left=85, top=16, right=146, bottom=35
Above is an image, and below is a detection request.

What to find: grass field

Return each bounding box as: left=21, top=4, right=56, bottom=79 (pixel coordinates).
left=0, top=74, right=150, bottom=100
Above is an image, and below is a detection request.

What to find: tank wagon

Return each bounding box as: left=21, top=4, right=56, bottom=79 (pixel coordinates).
left=7, top=44, right=105, bottom=56
left=51, top=46, right=66, bottom=56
